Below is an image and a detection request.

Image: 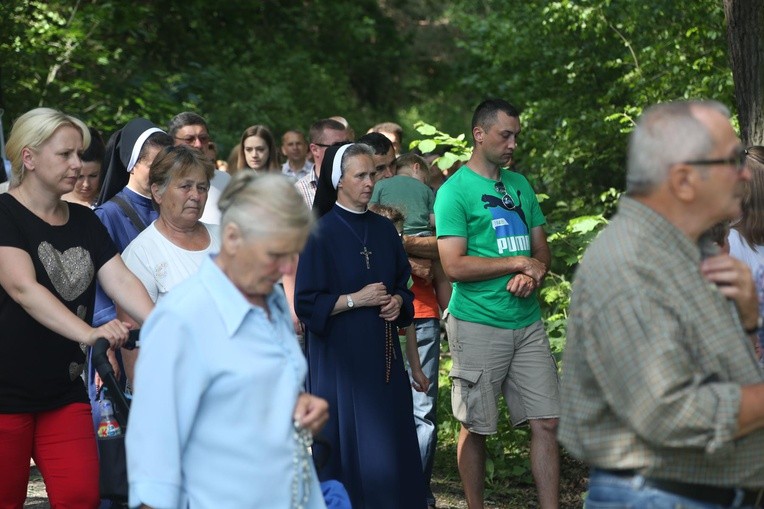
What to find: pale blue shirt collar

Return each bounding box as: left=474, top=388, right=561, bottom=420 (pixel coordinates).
left=199, top=255, right=289, bottom=337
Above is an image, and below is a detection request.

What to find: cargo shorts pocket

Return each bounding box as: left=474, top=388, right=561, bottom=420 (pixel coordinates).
left=450, top=368, right=486, bottom=427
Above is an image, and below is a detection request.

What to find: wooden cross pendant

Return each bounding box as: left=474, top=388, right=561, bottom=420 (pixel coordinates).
left=360, top=246, right=372, bottom=269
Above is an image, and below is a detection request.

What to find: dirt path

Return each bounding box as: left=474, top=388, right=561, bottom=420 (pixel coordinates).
left=24, top=466, right=48, bottom=509
left=25, top=454, right=587, bottom=508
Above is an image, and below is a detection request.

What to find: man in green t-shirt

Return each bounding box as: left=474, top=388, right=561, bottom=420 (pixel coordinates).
left=434, top=99, right=560, bottom=509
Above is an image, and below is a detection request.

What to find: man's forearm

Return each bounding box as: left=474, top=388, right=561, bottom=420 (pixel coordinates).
left=402, top=235, right=439, bottom=259
left=442, top=254, right=542, bottom=283
left=531, top=245, right=551, bottom=279
left=438, top=233, right=548, bottom=283
left=530, top=227, right=551, bottom=275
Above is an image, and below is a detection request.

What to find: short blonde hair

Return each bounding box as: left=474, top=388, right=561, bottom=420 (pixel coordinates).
left=219, top=172, right=315, bottom=239
left=5, top=108, right=90, bottom=186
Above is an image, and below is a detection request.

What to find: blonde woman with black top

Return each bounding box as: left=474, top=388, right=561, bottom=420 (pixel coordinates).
left=0, top=108, right=153, bottom=507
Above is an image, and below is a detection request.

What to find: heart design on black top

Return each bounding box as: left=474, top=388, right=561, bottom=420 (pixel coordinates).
left=37, top=242, right=94, bottom=302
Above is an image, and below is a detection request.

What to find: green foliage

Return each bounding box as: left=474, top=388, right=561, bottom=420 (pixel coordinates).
left=0, top=0, right=736, bottom=163
left=542, top=188, right=619, bottom=353
left=0, top=0, right=408, bottom=148
left=439, top=0, right=733, bottom=209
left=409, top=121, right=471, bottom=170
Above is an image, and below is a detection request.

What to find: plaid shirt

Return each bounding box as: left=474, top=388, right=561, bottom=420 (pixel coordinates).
left=559, top=196, right=764, bottom=488
left=294, top=168, right=317, bottom=208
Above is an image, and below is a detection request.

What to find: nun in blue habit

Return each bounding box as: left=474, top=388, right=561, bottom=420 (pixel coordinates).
left=87, top=119, right=172, bottom=429
left=296, top=142, right=426, bottom=509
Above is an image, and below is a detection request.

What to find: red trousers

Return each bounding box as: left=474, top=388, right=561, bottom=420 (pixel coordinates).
left=0, top=402, right=100, bottom=509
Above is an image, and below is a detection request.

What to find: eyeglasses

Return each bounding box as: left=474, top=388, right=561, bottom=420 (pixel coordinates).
left=312, top=141, right=352, bottom=148
left=682, top=147, right=748, bottom=173
left=175, top=134, right=211, bottom=145
left=494, top=181, right=516, bottom=209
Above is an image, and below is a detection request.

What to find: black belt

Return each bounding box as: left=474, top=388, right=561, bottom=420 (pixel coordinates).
left=599, top=469, right=764, bottom=507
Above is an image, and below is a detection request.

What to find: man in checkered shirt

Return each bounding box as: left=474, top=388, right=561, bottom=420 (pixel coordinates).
left=559, top=100, right=764, bottom=508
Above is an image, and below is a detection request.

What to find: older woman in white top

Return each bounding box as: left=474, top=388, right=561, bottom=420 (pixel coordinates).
left=119, top=145, right=218, bottom=384
left=122, top=145, right=219, bottom=304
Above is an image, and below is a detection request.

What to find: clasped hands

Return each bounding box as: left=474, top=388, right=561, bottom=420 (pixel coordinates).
left=355, top=282, right=403, bottom=321
left=506, top=256, right=547, bottom=298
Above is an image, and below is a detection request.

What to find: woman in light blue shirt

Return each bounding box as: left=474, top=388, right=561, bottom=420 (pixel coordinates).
left=126, top=173, right=329, bottom=509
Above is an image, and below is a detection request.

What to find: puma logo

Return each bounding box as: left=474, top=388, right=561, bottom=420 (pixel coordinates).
left=481, top=191, right=528, bottom=230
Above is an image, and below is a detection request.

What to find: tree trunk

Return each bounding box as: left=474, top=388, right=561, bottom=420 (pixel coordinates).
left=724, top=0, right=764, bottom=145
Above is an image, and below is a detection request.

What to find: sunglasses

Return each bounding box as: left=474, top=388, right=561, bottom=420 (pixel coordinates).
left=494, top=181, right=516, bottom=209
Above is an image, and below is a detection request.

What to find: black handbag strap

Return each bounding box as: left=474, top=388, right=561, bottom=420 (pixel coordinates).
left=110, top=195, right=148, bottom=233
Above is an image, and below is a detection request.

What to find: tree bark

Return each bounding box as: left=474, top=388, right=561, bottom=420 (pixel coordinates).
left=724, top=0, right=764, bottom=145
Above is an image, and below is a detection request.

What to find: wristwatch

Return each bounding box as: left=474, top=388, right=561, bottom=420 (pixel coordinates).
left=346, top=294, right=355, bottom=308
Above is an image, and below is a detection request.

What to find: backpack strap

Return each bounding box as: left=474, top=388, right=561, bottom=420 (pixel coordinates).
left=110, top=195, right=148, bottom=233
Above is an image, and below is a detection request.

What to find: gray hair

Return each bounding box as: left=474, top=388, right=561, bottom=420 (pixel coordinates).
left=626, top=100, right=731, bottom=195
left=167, top=111, right=208, bottom=138
left=219, top=172, right=315, bottom=239
left=341, top=143, right=375, bottom=178
left=6, top=108, right=91, bottom=186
